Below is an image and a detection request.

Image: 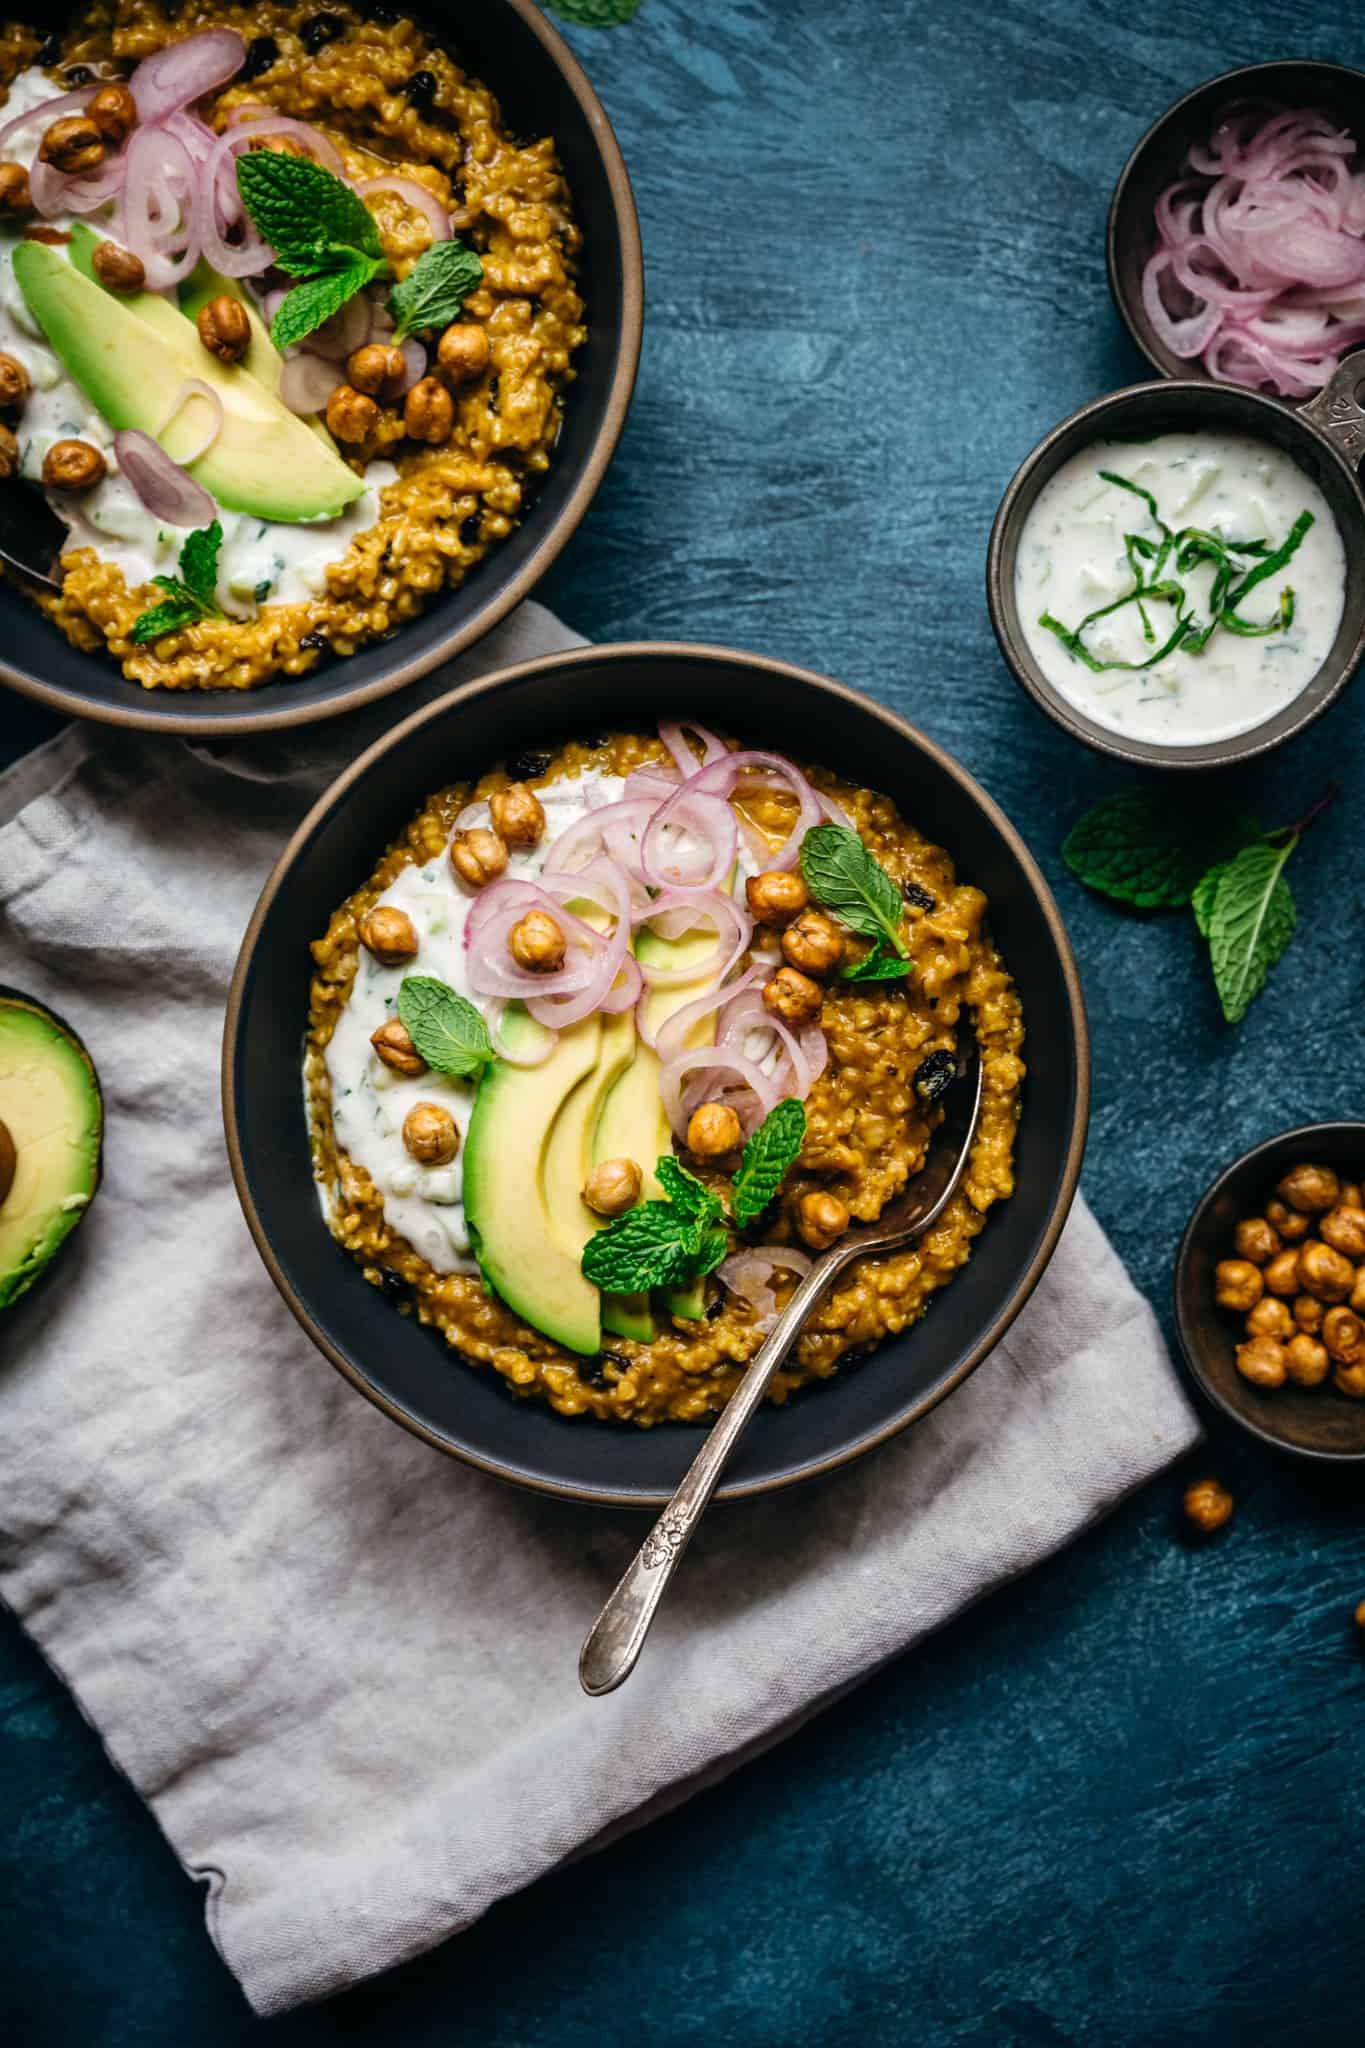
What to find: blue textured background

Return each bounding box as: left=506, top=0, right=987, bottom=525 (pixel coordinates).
left=3, top=2, right=1364, bottom=2042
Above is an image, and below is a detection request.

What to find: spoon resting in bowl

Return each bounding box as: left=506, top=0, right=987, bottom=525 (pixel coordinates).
left=578, top=1033, right=985, bottom=1695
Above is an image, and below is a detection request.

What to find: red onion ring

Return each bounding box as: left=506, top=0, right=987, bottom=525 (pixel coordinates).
left=484, top=1001, right=558, bottom=1068
left=113, top=429, right=217, bottom=528
left=197, top=116, right=343, bottom=278
left=121, top=123, right=202, bottom=288
left=280, top=352, right=344, bottom=415
left=156, top=378, right=224, bottom=465
left=634, top=888, right=752, bottom=988
left=130, top=28, right=247, bottom=125
left=716, top=988, right=827, bottom=1100
left=357, top=174, right=452, bottom=245
left=646, top=963, right=765, bottom=1058
left=717, top=1247, right=813, bottom=1331
left=639, top=787, right=739, bottom=894
left=304, top=293, right=373, bottom=362
left=398, top=338, right=427, bottom=392
left=658, top=719, right=730, bottom=777
left=658, top=1043, right=780, bottom=1140
left=464, top=865, right=634, bottom=1028
left=670, top=749, right=824, bottom=874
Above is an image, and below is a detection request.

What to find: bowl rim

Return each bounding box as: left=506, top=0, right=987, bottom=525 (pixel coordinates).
left=222, top=639, right=1092, bottom=1506
left=1173, top=1117, right=1365, bottom=1464
left=1105, top=57, right=1365, bottom=389
left=985, top=375, right=1365, bottom=770
left=0, top=0, right=644, bottom=738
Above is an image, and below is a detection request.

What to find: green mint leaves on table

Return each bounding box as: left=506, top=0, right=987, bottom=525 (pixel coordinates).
left=235, top=151, right=482, bottom=351
left=1064, top=784, right=1339, bottom=1025
left=582, top=1157, right=727, bottom=1295
left=388, top=240, right=484, bottom=342
left=799, top=824, right=909, bottom=959
left=731, top=1098, right=807, bottom=1226
left=1038, top=470, right=1312, bottom=673
left=129, top=520, right=224, bottom=642
left=547, top=0, right=644, bottom=25
left=396, top=976, right=494, bottom=1080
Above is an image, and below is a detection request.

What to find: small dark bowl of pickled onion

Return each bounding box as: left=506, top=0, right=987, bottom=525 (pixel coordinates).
left=1107, top=59, right=1365, bottom=399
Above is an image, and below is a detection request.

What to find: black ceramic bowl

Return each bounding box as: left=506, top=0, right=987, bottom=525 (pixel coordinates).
left=0, top=0, right=642, bottom=735
left=1107, top=60, right=1365, bottom=391
left=987, top=375, right=1365, bottom=769
left=224, top=643, right=1090, bottom=1508
left=1175, top=1121, right=1365, bottom=1463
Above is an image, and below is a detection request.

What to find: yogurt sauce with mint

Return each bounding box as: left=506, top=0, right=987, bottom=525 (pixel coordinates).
left=1015, top=430, right=1346, bottom=746
left=0, top=64, right=393, bottom=610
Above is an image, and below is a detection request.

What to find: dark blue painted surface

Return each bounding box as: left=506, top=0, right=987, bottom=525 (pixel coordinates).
left=3, top=3, right=1364, bottom=2042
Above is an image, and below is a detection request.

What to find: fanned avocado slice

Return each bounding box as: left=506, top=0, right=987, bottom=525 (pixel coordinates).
left=14, top=238, right=362, bottom=523
left=0, top=989, right=103, bottom=1311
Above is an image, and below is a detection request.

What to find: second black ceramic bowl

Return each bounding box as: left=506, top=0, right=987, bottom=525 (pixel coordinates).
left=0, top=0, right=642, bottom=735
left=224, top=644, right=1090, bottom=1508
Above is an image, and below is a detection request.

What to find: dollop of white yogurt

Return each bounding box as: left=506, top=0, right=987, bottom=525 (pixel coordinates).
left=1014, top=429, right=1346, bottom=746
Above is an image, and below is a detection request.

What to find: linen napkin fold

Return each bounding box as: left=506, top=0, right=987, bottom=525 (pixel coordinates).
left=0, top=602, right=1200, bottom=2017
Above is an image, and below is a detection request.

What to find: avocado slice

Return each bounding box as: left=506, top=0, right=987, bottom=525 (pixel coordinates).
left=0, top=989, right=103, bottom=1311
left=592, top=922, right=731, bottom=1324
left=14, top=239, right=362, bottom=523
left=462, top=1005, right=604, bottom=1356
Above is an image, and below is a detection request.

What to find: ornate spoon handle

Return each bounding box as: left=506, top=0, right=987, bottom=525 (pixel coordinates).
left=577, top=1250, right=850, bottom=1696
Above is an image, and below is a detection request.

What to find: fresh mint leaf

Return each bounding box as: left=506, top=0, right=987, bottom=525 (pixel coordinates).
left=397, top=975, right=494, bottom=1079
left=839, top=946, right=912, bottom=982
left=1190, top=861, right=1230, bottom=939
left=1204, top=842, right=1297, bottom=1025
left=731, top=1098, right=806, bottom=1226
left=581, top=1202, right=698, bottom=1293
left=799, top=824, right=908, bottom=956
left=236, top=150, right=383, bottom=273
left=129, top=597, right=201, bottom=644
left=178, top=520, right=222, bottom=606
left=696, top=1227, right=730, bottom=1276
left=1063, top=791, right=1259, bottom=910
left=547, top=0, right=643, bottom=22
left=388, top=238, right=484, bottom=341
left=654, top=1154, right=722, bottom=1231
left=271, top=260, right=385, bottom=352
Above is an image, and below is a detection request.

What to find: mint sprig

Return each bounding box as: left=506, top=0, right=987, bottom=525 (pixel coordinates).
left=582, top=1156, right=725, bottom=1294
left=548, top=0, right=643, bottom=22
left=129, top=520, right=223, bottom=642
left=731, top=1099, right=806, bottom=1226
left=799, top=824, right=909, bottom=957
left=389, top=239, right=484, bottom=342
left=397, top=975, right=494, bottom=1079
left=1063, top=790, right=1259, bottom=909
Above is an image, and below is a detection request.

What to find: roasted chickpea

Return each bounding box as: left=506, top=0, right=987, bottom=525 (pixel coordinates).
left=1215, top=1259, right=1263, bottom=1313
left=196, top=294, right=251, bottom=364
left=38, top=115, right=104, bottom=175
left=1246, top=1296, right=1293, bottom=1341
left=1236, top=1335, right=1288, bottom=1388
left=1320, top=1205, right=1365, bottom=1261
left=686, top=1102, right=742, bottom=1158
left=43, top=439, right=105, bottom=491
left=797, top=1189, right=851, bottom=1251
left=325, top=383, right=380, bottom=445
left=1234, top=1216, right=1281, bottom=1266
left=583, top=1157, right=642, bottom=1218
left=436, top=321, right=491, bottom=384
left=346, top=342, right=407, bottom=401
left=370, top=1018, right=426, bottom=1077
left=1297, top=1239, right=1355, bottom=1304
left=1340, top=1182, right=1364, bottom=1211
left=87, top=83, right=137, bottom=144
left=745, top=870, right=810, bottom=929
left=762, top=965, right=823, bottom=1025
left=0, top=423, right=18, bottom=480
left=1278, top=1163, right=1340, bottom=1215
left=1265, top=1198, right=1311, bottom=1243
left=0, top=162, right=32, bottom=216
left=489, top=783, right=546, bottom=849
left=1284, top=1333, right=1330, bottom=1386
left=91, top=238, right=145, bottom=292
left=449, top=827, right=508, bottom=890
left=508, top=909, right=566, bottom=973
left=358, top=904, right=419, bottom=966
left=1333, top=1361, right=1365, bottom=1399
left=1322, top=1306, right=1365, bottom=1365
left=1182, top=1477, right=1233, bottom=1535
left=782, top=909, right=846, bottom=978
left=0, top=351, right=27, bottom=411
left=1293, top=1293, right=1325, bottom=1334
left=1263, top=1248, right=1302, bottom=1296
left=404, top=375, right=454, bottom=444
left=402, top=1101, right=459, bottom=1166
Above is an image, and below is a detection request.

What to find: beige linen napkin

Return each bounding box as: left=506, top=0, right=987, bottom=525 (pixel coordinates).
left=0, top=603, right=1200, bottom=2016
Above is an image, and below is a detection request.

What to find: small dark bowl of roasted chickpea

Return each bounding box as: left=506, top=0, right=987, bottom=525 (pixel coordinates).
left=1175, top=1124, right=1365, bottom=1462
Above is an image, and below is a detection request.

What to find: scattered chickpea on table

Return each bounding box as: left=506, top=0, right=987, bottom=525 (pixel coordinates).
left=1214, top=1164, right=1365, bottom=1397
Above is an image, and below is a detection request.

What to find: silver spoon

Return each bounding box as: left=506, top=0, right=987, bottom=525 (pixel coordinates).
left=579, top=1035, right=984, bottom=1695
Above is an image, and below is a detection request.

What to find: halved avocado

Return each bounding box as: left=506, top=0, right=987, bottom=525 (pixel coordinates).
left=14, top=239, right=362, bottom=523
left=462, top=1006, right=604, bottom=1356
left=0, top=989, right=103, bottom=1311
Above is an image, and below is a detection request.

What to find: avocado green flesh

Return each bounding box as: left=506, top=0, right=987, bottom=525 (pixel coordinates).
left=0, top=996, right=102, bottom=1312
left=14, top=239, right=361, bottom=522
left=176, top=257, right=336, bottom=448
left=462, top=1005, right=603, bottom=1357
